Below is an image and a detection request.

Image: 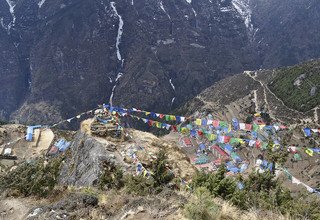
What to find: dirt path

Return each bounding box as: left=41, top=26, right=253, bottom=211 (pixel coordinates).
left=0, top=197, right=34, bottom=220
left=314, top=107, right=319, bottom=125
left=252, top=90, right=259, bottom=113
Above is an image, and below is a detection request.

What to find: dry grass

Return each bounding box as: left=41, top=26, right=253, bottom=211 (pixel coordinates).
left=216, top=200, right=291, bottom=220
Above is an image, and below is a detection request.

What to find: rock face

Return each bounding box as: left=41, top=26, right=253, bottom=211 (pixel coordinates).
left=59, top=131, right=118, bottom=186
left=0, top=0, right=320, bottom=124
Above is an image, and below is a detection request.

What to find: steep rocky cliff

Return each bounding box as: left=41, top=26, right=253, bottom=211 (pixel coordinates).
left=0, top=0, right=320, bottom=124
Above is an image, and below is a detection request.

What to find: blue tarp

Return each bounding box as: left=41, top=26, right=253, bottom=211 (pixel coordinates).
left=226, top=161, right=235, bottom=169
left=199, top=143, right=206, bottom=151
left=264, top=126, right=273, bottom=131
left=229, top=167, right=240, bottom=173
left=224, top=145, right=233, bottom=155
left=311, top=148, right=320, bottom=154
left=260, top=160, right=273, bottom=171
left=26, top=125, right=42, bottom=142
left=137, top=163, right=143, bottom=172
left=55, top=139, right=71, bottom=152
left=232, top=118, right=239, bottom=130
left=304, top=128, right=312, bottom=137
left=26, top=127, right=33, bottom=141
left=251, top=131, right=258, bottom=139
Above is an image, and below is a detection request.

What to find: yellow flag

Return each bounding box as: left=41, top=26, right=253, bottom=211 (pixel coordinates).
left=196, top=119, right=201, bottom=126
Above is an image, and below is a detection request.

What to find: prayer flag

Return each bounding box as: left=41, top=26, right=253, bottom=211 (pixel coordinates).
left=213, top=120, right=220, bottom=127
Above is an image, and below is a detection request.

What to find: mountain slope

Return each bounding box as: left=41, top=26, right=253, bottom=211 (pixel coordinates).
left=0, top=0, right=320, bottom=124
left=179, top=60, right=320, bottom=125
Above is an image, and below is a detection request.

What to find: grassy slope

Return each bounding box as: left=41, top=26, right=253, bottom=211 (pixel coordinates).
left=269, top=60, right=320, bottom=112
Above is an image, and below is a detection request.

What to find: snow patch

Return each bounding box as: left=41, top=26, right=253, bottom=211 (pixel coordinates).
left=185, top=0, right=197, bottom=17
left=157, top=38, right=174, bottom=45
left=110, top=2, right=124, bottom=62
left=190, top=43, right=205, bottom=48
left=220, top=7, right=232, bottom=12
left=38, top=0, right=46, bottom=8
left=0, top=18, right=6, bottom=30
left=160, top=1, right=171, bottom=19
left=231, top=0, right=253, bottom=32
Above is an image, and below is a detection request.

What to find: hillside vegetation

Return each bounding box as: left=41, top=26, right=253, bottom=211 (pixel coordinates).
left=269, top=60, right=320, bottom=112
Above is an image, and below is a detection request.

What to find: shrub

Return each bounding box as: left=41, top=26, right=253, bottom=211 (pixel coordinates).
left=0, top=156, right=64, bottom=197
left=0, top=121, right=8, bottom=125
left=151, top=149, right=174, bottom=187
left=184, top=187, right=221, bottom=220
left=98, top=160, right=124, bottom=190
left=124, top=174, right=155, bottom=196
left=266, top=140, right=289, bottom=166
left=192, top=165, right=236, bottom=200
left=124, top=150, right=175, bottom=195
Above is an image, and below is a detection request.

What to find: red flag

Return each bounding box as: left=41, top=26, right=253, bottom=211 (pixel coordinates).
left=245, top=124, right=252, bottom=131
left=224, top=136, right=231, bottom=143
left=256, top=140, right=261, bottom=148
left=172, top=125, right=178, bottom=132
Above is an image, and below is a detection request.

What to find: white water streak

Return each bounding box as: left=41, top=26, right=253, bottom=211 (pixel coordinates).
left=109, top=73, right=123, bottom=105
left=110, top=2, right=124, bottom=61
left=109, top=2, right=125, bottom=105
left=169, top=78, right=176, bottom=105
left=191, top=8, right=197, bottom=17
left=38, top=0, right=46, bottom=8
left=5, top=0, right=16, bottom=30
left=169, top=78, right=175, bottom=91
left=160, top=1, right=171, bottom=19
left=171, top=97, right=176, bottom=105
left=232, top=0, right=253, bottom=32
